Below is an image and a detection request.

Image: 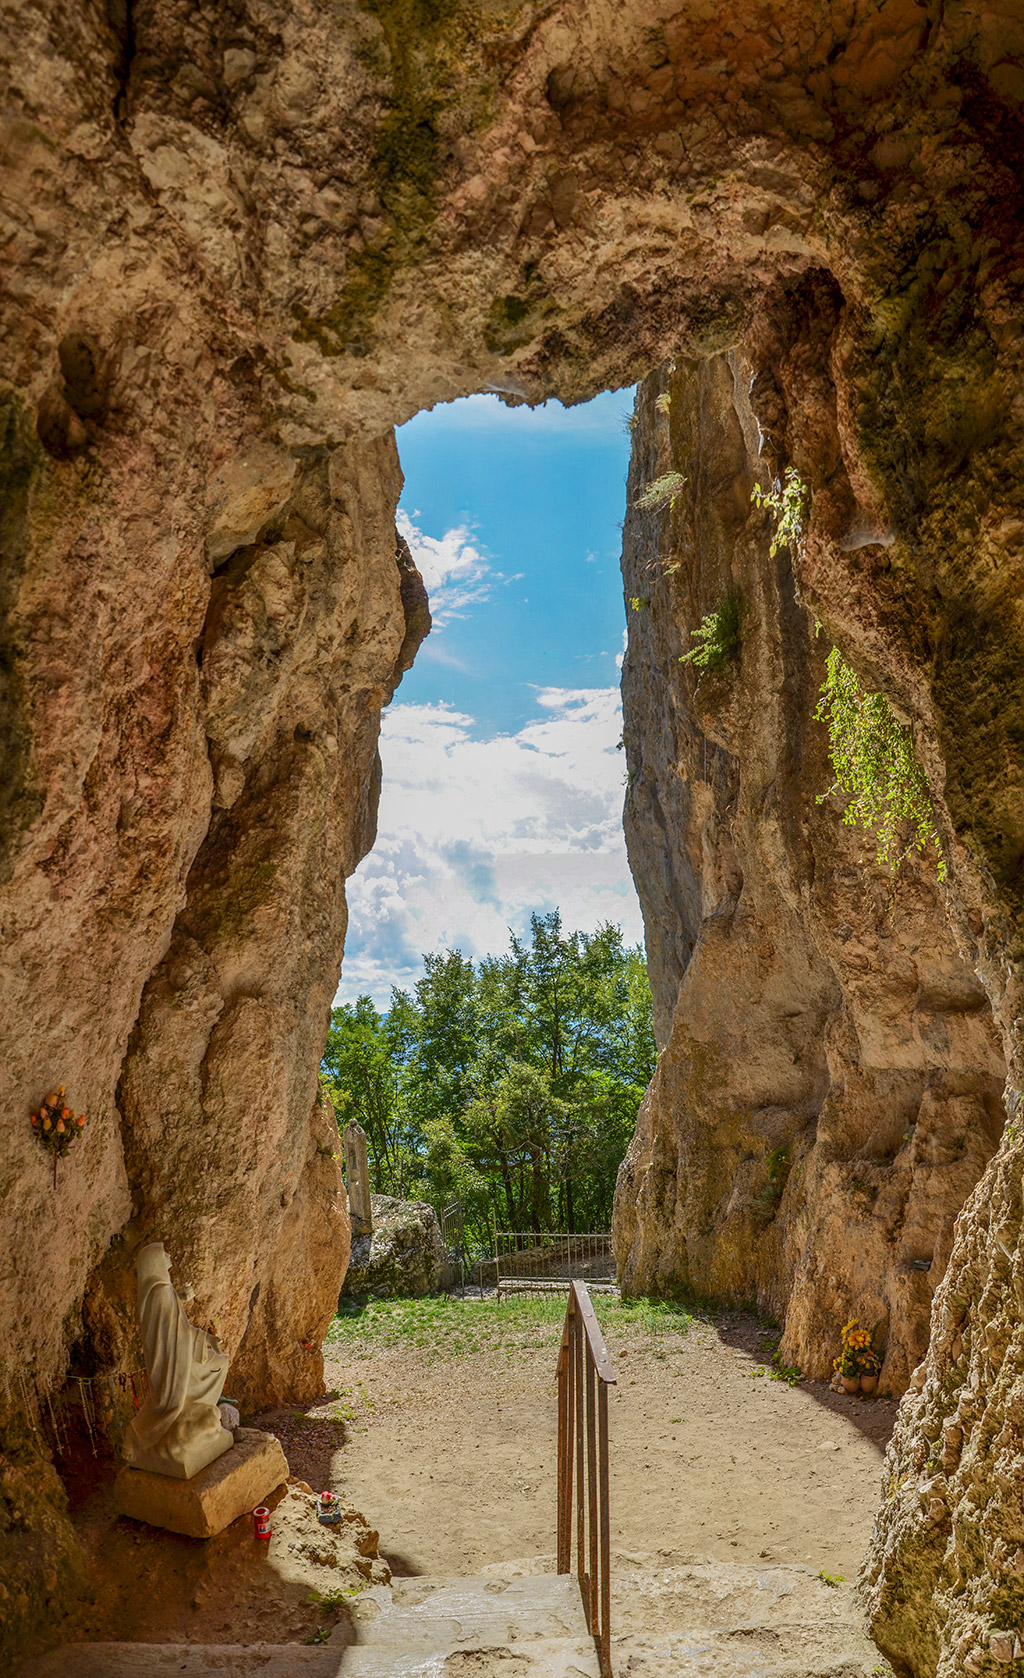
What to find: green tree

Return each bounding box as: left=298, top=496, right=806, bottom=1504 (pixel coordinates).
left=322, top=995, right=420, bottom=1197
left=322, top=913, right=657, bottom=1244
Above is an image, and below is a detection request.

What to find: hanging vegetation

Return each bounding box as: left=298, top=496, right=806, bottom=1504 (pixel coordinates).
left=814, top=647, right=945, bottom=880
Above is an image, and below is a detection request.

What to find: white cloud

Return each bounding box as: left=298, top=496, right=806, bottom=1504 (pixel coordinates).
left=397, top=509, right=492, bottom=631
left=336, top=688, right=644, bottom=1008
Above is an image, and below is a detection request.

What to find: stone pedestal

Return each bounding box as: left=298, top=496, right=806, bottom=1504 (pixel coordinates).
left=113, top=1428, right=288, bottom=1538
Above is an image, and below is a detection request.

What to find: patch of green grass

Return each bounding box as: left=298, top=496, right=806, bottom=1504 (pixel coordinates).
left=325, top=1292, right=694, bottom=1362
left=751, top=1326, right=802, bottom=1386
left=310, top=1584, right=368, bottom=1610
left=818, top=1570, right=846, bottom=1588
left=328, top=1381, right=376, bottom=1423
left=770, top=1349, right=802, bottom=1387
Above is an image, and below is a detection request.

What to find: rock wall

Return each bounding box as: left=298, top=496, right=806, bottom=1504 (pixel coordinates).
left=0, top=400, right=421, bottom=1654
left=613, top=357, right=1007, bottom=1396
left=0, top=390, right=418, bottom=1387
left=4, top=0, right=1024, bottom=1670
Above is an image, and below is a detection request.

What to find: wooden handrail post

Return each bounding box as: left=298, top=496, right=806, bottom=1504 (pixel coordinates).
left=575, top=1308, right=585, bottom=1610
left=555, top=1281, right=616, bottom=1677
left=598, top=1379, right=611, bottom=1676
left=557, top=1329, right=572, bottom=1571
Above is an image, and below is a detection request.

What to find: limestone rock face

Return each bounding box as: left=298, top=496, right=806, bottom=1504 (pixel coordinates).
left=4, top=0, right=1024, bottom=1670
left=613, top=360, right=1006, bottom=1396
left=342, top=1195, right=450, bottom=1300
left=0, top=242, right=422, bottom=1660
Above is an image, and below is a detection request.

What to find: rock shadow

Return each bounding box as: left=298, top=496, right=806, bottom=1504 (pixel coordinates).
left=250, top=1394, right=348, bottom=1493
left=712, top=1312, right=899, bottom=1452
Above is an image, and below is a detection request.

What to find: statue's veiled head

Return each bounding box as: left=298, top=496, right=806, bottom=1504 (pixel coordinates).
left=137, top=1241, right=172, bottom=1290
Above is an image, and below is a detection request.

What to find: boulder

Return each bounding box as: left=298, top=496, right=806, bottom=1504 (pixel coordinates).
left=340, top=1196, right=451, bottom=1299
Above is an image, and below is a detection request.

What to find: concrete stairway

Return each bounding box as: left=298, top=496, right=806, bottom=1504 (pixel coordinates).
left=18, top=1556, right=883, bottom=1676
left=16, top=1572, right=601, bottom=1677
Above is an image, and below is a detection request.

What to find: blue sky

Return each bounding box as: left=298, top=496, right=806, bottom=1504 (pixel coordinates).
left=336, top=388, right=645, bottom=1008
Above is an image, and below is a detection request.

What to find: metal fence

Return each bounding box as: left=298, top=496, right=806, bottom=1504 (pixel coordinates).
left=439, top=1199, right=473, bottom=1291
left=494, top=1231, right=615, bottom=1298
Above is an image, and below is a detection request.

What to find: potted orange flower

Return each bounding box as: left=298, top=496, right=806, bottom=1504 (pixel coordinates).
left=834, top=1319, right=880, bottom=1395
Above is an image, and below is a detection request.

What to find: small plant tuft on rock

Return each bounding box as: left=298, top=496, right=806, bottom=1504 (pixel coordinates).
left=635, top=471, right=686, bottom=512
left=678, top=593, right=741, bottom=674
left=751, top=467, right=808, bottom=556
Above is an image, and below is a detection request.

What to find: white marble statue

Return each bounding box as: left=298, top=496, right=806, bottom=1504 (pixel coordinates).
left=122, top=1242, right=234, bottom=1480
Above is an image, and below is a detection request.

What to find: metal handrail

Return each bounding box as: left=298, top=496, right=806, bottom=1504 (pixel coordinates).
left=556, top=1280, right=616, bottom=1676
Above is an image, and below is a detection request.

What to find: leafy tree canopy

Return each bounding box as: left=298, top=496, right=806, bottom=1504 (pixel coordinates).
left=322, top=912, right=656, bottom=1247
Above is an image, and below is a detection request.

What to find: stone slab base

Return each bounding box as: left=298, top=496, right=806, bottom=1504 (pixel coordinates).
left=16, top=1643, right=343, bottom=1677
left=113, top=1428, right=288, bottom=1538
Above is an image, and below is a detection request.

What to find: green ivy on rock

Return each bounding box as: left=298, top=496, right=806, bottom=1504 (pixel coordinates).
left=815, top=646, right=945, bottom=880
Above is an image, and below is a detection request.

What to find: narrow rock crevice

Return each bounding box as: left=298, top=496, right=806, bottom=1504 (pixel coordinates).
left=106, top=0, right=135, bottom=124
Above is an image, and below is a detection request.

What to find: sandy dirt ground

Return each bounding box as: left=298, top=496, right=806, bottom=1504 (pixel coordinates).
left=259, top=1306, right=897, bottom=1587
left=39, top=1302, right=896, bottom=1666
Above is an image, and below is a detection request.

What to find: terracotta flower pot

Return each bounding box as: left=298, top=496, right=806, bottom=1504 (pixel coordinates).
left=841, top=1375, right=860, bottom=1394
left=860, top=1374, right=878, bottom=1395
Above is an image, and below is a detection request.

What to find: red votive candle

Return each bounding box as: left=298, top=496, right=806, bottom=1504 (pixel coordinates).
left=253, top=1506, right=271, bottom=1540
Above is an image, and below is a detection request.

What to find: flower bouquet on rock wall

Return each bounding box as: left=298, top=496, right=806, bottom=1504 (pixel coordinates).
left=30, top=1085, right=86, bottom=1187
left=833, top=1319, right=881, bottom=1395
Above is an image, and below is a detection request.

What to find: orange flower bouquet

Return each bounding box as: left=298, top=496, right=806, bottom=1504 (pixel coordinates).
left=31, top=1085, right=86, bottom=1187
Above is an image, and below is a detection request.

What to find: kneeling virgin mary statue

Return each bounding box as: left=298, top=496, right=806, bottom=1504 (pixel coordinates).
left=122, top=1242, right=234, bottom=1479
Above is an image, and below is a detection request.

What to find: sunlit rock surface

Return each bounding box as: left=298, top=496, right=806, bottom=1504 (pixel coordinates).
left=3, top=0, right=1024, bottom=1669
left=613, top=359, right=1006, bottom=1400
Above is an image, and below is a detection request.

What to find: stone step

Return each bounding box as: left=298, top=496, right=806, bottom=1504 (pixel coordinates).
left=609, top=1556, right=869, bottom=1635
left=350, top=1571, right=595, bottom=1648
left=16, top=1648, right=341, bottom=1677
left=609, top=1621, right=880, bottom=1677
left=340, top=1639, right=602, bottom=1676
left=18, top=1559, right=882, bottom=1677
left=484, top=1552, right=871, bottom=1624
left=483, top=1555, right=882, bottom=1675
left=17, top=1572, right=601, bottom=1678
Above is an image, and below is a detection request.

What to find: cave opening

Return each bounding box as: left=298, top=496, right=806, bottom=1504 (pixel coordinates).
left=328, top=383, right=658, bottom=1242
left=338, top=386, right=644, bottom=1008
